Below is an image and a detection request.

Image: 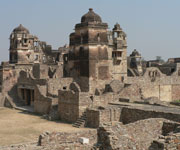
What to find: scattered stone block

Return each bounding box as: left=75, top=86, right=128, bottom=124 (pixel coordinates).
left=79, top=137, right=89, bottom=144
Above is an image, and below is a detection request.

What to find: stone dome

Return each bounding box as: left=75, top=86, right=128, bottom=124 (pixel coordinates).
left=113, top=23, right=122, bottom=31
left=81, top=8, right=102, bottom=23
left=130, top=49, right=141, bottom=57
left=13, top=24, right=30, bottom=34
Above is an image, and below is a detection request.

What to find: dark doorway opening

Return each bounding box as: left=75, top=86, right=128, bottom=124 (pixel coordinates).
left=20, top=88, right=34, bottom=106
left=26, top=89, right=31, bottom=106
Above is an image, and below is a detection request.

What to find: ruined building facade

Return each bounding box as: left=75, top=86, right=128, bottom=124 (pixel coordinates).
left=0, top=9, right=180, bottom=124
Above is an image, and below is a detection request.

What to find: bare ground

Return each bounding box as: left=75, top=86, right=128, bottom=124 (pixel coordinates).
left=0, top=107, right=89, bottom=146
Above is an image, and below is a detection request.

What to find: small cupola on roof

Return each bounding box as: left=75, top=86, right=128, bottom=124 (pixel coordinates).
left=12, top=24, right=30, bottom=34
left=113, top=23, right=122, bottom=31
left=81, top=8, right=102, bottom=23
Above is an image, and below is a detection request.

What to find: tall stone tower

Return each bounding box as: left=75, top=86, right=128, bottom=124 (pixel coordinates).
left=68, top=8, right=110, bottom=92
left=67, top=9, right=127, bottom=93
left=9, top=24, right=38, bottom=64
left=111, top=23, right=127, bottom=81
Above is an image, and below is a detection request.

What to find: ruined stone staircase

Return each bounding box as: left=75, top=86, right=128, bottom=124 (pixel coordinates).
left=72, top=111, right=87, bottom=128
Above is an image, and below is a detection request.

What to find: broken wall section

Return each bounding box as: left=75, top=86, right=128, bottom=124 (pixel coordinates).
left=121, top=67, right=180, bottom=102
left=98, top=118, right=180, bottom=150
left=86, top=105, right=180, bottom=128
left=58, top=88, right=92, bottom=123
left=38, top=130, right=97, bottom=147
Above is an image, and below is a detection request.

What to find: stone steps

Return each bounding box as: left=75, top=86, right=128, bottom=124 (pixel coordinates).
left=72, top=112, right=87, bottom=128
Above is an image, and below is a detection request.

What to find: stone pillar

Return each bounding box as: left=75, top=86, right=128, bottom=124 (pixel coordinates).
left=17, top=88, right=21, bottom=99
left=30, top=90, right=34, bottom=106
left=24, top=89, right=27, bottom=105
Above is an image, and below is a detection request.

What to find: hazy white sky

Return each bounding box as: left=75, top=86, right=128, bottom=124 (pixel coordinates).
left=0, top=0, right=180, bottom=62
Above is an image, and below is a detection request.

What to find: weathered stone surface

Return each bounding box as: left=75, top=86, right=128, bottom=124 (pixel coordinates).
left=98, top=118, right=180, bottom=150
left=86, top=103, right=180, bottom=128
left=38, top=129, right=97, bottom=146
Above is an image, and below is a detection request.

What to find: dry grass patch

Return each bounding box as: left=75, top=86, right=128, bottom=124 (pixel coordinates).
left=0, top=107, right=88, bottom=146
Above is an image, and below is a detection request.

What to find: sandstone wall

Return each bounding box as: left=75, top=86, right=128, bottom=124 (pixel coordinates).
left=171, top=84, right=180, bottom=101
left=86, top=106, right=122, bottom=128
left=93, top=93, right=115, bottom=106
left=120, top=107, right=180, bottom=124
left=0, top=93, right=4, bottom=107
left=58, top=90, right=79, bottom=123
left=47, top=78, right=72, bottom=96
left=2, top=68, right=18, bottom=95
left=122, top=67, right=180, bottom=102
left=34, top=85, right=52, bottom=114
left=86, top=105, right=180, bottom=128
left=58, top=89, right=92, bottom=123
left=34, top=99, right=51, bottom=114
left=86, top=109, right=100, bottom=128
left=149, top=121, right=180, bottom=150
left=98, top=118, right=179, bottom=150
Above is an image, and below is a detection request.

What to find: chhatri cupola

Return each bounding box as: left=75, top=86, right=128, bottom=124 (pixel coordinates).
left=81, top=8, right=102, bottom=23
left=9, top=24, right=37, bottom=64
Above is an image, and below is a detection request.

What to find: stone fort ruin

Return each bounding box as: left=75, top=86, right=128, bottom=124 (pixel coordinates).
left=0, top=8, right=180, bottom=150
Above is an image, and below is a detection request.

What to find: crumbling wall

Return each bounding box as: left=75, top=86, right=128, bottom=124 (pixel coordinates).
left=58, top=89, right=92, bottom=123
left=86, top=107, right=122, bottom=128
left=38, top=130, right=97, bottom=147
left=32, top=63, right=40, bottom=78
left=120, top=107, right=180, bottom=124
left=0, top=67, right=23, bottom=107
left=93, top=93, right=114, bottom=106
left=1, top=143, right=95, bottom=150
left=47, top=78, right=72, bottom=97
left=58, top=81, right=92, bottom=123
left=79, top=92, right=92, bottom=115
left=98, top=118, right=178, bottom=150
left=34, top=85, right=51, bottom=114
left=58, top=90, right=79, bottom=123
left=2, top=68, right=18, bottom=95
left=123, top=67, right=180, bottom=102
left=86, top=105, right=180, bottom=128
left=149, top=132, right=180, bottom=150
left=119, top=83, right=141, bottom=101
left=33, top=64, right=63, bottom=79
left=171, top=84, right=180, bottom=101
left=149, top=121, right=180, bottom=150
left=0, top=93, right=4, bottom=107
left=17, top=70, right=52, bottom=114
left=86, top=109, right=100, bottom=128
left=73, top=77, right=90, bottom=92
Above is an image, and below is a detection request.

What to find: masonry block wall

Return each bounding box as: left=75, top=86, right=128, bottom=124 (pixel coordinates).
left=58, top=89, right=92, bottom=123
left=58, top=90, right=80, bottom=123
left=86, top=105, right=180, bottom=128
left=120, top=67, right=180, bottom=102
left=86, top=107, right=122, bottom=128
